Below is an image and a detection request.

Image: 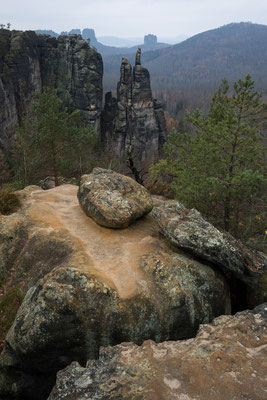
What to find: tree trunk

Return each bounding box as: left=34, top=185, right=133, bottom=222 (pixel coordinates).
left=53, top=165, right=59, bottom=187
left=52, top=143, right=59, bottom=187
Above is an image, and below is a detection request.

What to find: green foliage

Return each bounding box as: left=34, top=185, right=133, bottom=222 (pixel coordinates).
left=0, top=184, right=21, bottom=215
left=0, top=287, right=25, bottom=343
left=151, top=75, right=267, bottom=239
left=13, top=88, right=98, bottom=186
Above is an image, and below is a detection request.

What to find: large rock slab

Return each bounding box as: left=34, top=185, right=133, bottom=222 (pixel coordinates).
left=152, top=201, right=266, bottom=286
left=77, top=168, right=153, bottom=228
left=49, top=303, right=267, bottom=400
left=0, top=184, right=230, bottom=399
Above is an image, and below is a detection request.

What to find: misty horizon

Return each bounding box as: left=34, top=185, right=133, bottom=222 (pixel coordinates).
left=2, top=0, right=267, bottom=39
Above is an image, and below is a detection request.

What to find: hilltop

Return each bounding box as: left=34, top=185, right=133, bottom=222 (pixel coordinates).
left=103, top=22, right=267, bottom=95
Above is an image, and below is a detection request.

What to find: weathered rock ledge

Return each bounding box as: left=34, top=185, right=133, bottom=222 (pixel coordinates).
left=152, top=200, right=266, bottom=286
left=49, top=303, right=267, bottom=400
left=0, top=184, right=230, bottom=399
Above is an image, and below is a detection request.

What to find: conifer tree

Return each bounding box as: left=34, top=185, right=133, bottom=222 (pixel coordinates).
left=151, top=75, right=266, bottom=237
left=14, top=88, right=97, bottom=186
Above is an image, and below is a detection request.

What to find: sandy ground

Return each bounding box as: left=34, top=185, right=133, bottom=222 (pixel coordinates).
left=24, top=184, right=163, bottom=299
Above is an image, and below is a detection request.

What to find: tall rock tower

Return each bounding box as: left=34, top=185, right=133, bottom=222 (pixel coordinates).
left=101, top=48, right=167, bottom=174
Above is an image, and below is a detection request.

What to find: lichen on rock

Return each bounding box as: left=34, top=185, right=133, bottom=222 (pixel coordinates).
left=0, top=30, right=103, bottom=181
left=152, top=200, right=266, bottom=286
left=48, top=303, right=267, bottom=400
left=0, top=183, right=231, bottom=399
left=77, top=168, right=153, bottom=228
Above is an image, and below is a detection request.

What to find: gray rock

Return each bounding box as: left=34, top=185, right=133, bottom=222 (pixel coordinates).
left=135, top=47, right=141, bottom=65
left=0, top=254, right=230, bottom=400
left=48, top=303, right=267, bottom=400
left=0, top=184, right=230, bottom=400
left=152, top=201, right=266, bottom=286
left=101, top=49, right=167, bottom=173
left=39, top=176, right=77, bottom=190
left=77, top=168, right=153, bottom=228
left=0, top=30, right=103, bottom=182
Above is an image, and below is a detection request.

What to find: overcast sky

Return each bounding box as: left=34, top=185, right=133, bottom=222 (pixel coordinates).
left=2, top=0, right=267, bottom=38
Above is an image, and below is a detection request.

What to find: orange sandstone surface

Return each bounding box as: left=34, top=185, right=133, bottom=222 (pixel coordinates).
left=21, top=184, right=164, bottom=299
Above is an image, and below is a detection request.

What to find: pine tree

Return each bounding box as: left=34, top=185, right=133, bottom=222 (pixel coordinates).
left=151, top=75, right=266, bottom=237
left=14, top=88, right=98, bottom=186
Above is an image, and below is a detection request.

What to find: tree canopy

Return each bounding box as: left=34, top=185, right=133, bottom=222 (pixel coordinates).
left=151, top=75, right=266, bottom=239
left=14, top=88, right=98, bottom=186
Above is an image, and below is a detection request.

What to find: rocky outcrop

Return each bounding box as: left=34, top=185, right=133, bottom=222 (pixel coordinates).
left=1, top=31, right=167, bottom=183
left=82, top=28, right=98, bottom=46
left=0, top=184, right=230, bottom=399
left=0, top=30, right=103, bottom=182
left=152, top=201, right=266, bottom=286
left=38, top=34, right=103, bottom=129
left=144, top=34, right=157, bottom=47
left=101, top=49, right=167, bottom=172
left=77, top=168, right=153, bottom=228
left=48, top=303, right=267, bottom=400
left=0, top=30, right=42, bottom=178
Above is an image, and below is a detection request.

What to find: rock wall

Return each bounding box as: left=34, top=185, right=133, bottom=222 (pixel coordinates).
left=0, top=32, right=166, bottom=183
left=0, top=30, right=103, bottom=181
left=0, top=30, right=42, bottom=178
left=38, top=34, right=103, bottom=129
left=101, top=49, right=167, bottom=171
left=0, top=29, right=166, bottom=181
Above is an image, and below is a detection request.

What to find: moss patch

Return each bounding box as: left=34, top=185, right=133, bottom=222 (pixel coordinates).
left=0, top=287, right=25, bottom=348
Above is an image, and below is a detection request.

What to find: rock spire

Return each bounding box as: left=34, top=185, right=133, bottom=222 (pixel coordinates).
left=101, top=48, right=167, bottom=174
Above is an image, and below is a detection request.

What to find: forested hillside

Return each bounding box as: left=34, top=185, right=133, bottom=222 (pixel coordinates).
left=103, top=23, right=267, bottom=118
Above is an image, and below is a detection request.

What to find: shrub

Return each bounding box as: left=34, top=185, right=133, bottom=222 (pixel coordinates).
left=0, top=184, right=21, bottom=215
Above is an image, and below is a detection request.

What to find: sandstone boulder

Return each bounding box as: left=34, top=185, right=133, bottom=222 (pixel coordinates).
left=77, top=168, right=153, bottom=228
left=48, top=303, right=267, bottom=400
left=152, top=201, right=266, bottom=286
left=0, top=184, right=230, bottom=399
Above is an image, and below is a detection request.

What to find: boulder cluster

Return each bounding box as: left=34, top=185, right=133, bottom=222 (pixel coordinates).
left=0, top=169, right=266, bottom=400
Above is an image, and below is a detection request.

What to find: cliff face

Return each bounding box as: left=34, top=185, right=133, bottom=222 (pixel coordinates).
left=38, top=34, right=103, bottom=130
left=0, top=30, right=103, bottom=180
left=101, top=49, right=167, bottom=172
left=0, top=30, right=42, bottom=176
left=0, top=33, right=166, bottom=183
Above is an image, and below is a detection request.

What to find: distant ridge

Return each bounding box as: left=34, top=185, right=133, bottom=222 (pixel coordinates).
left=35, top=28, right=170, bottom=55
left=103, top=22, right=267, bottom=92
left=35, top=29, right=59, bottom=38
left=144, top=22, right=267, bottom=89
